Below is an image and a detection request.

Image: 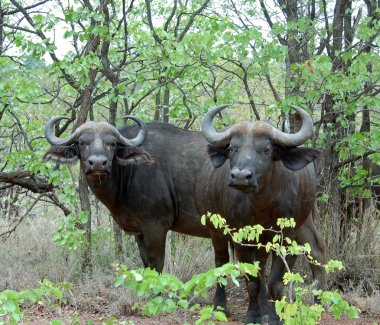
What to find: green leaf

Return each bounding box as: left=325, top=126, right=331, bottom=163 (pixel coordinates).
left=214, top=310, right=228, bottom=321
left=5, top=300, right=17, bottom=312
left=346, top=306, right=359, bottom=319
left=50, top=320, right=63, bottom=325
left=284, top=303, right=298, bottom=317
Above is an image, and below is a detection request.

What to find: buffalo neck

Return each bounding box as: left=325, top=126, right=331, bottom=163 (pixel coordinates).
left=85, top=164, right=132, bottom=211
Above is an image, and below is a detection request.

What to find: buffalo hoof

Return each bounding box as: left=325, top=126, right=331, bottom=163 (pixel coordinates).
left=313, top=296, right=322, bottom=305
left=213, top=306, right=229, bottom=317
left=262, top=314, right=268, bottom=323
left=213, top=300, right=228, bottom=316
left=213, top=283, right=227, bottom=312
left=213, top=289, right=228, bottom=315
left=213, top=297, right=228, bottom=314
left=245, top=311, right=262, bottom=325
left=268, top=312, right=283, bottom=325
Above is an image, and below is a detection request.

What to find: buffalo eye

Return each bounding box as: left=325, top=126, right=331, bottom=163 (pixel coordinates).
left=257, top=147, right=270, bottom=154
left=228, top=145, right=237, bottom=153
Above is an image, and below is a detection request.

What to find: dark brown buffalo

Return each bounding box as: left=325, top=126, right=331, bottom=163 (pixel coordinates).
left=44, top=116, right=211, bottom=271
left=195, top=105, right=321, bottom=325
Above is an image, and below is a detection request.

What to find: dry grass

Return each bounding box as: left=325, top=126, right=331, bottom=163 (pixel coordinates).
left=345, top=291, right=380, bottom=316
left=0, top=217, right=73, bottom=290
left=0, top=214, right=216, bottom=318
left=317, top=203, right=380, bottom=294
left=164, top=231, right=214, bottom=281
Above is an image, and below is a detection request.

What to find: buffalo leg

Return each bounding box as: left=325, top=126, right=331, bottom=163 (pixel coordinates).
left=267, top=254, right=286, bottom=325
left=246, top=275, right=263, bottom=325
left=134, top=234, right=150, bottom=268
left=235, top=246, right=262, bottom=325
left=256, top=250, right=269, bottom=322
left=211, top=236, right=230, bottom=313
left=140, top=226, right=168, bottom=272
left=295, top=217, right=328, bottom=293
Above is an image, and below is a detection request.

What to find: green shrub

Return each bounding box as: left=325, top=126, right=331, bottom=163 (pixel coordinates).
left=112, top=215, right=360, bottom=325
left=0, top=280, right=71, bottom=324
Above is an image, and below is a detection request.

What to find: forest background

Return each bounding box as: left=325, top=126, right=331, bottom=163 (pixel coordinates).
left=0, top=0, right=379, bottom=323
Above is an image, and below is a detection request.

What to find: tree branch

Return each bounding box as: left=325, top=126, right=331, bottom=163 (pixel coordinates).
left=164, top=0, right=177, bottom=32
left=334, top=150, right=380, bottom=170
left=145, top=0, right=162, bottom=44
left=178, top=0, right=210, bottom=42
left=0, top=171, right=53, bottom=193
left=259, top=0, right=287, bottom=45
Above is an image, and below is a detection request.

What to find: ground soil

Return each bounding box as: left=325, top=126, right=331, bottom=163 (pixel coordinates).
left=22, top=295, right=380, bottom=325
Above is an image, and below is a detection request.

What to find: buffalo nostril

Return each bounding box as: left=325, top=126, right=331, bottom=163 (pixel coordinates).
left=231, top=168, right=252, bottom=181
left=88, top=156, right=108, bottom=168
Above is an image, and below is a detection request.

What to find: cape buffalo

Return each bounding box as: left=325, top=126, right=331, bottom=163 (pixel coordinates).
left=195, top=105, right=322, bottom=325
left=44, top=116, right=211, bottom=272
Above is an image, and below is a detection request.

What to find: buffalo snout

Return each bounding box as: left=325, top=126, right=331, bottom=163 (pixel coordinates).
left=229, top=168, right=258, bottom=188
left=86, top=154, right=111, bottom=175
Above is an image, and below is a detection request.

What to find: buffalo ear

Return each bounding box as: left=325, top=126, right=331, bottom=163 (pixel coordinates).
left=115, top=147, right=154, bottom=166
left=275, top=146, right=320, bottom=171
left=207, top=144, right=229, bottom=169
left=43, top=146, right=79, bottom=164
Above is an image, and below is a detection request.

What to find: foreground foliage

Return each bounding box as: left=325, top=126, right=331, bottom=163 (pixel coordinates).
left=113, top=217, right=359, bottom=325
left=114, top=262, right=259, bottom=324
left=0, top=280, right=70, bottom=324
left=113, top=263, right=359, bottom=325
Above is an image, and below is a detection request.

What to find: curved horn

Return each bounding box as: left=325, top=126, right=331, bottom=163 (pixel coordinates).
left=272, top=105, right=314, bottom=147
left=45, top=116, right=78, bottom=146
left=120, top=115, right=148, bottom=146
left=201, top=105, right=232, bottom=147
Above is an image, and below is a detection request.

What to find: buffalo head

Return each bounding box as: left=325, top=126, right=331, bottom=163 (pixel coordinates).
left=202, top=105, right=320, bottom=190
left=44, top=116, right=152, bottom=181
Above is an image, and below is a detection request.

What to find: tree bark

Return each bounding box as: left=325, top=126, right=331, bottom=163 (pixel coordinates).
left=163, top=86, right=170, bottom=123
left=107, top=88, right=124, bottom=259
left=0, top=171, right=53, bottom=193
left=77, top=67, right=98, bottom=273
left=319, top=0, right=357, bottom=253
left=79, top=169, right=92, bottom=273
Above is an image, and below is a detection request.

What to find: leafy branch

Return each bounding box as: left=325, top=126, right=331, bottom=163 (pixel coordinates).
left=114, top=215, right=359, bottom=324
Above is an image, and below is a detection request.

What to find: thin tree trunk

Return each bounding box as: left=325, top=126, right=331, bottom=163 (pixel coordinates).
left=319, top=0, right=353, bottom=253
left=79, top=169, right=92, bottom=273
left=108, top=97, right=124, bottom=258
left=154, top=90, right=161, bottom=121
left=163, top=86, right=170, bottom=123
left=359, top=0, right=376, bottom=219
left=112, top=221, right=124, bottom=257
left=77, top=69, right=97, bottom=273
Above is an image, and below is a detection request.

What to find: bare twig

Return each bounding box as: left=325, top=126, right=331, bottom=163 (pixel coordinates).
left=0, top=193, right=44, bottom=240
